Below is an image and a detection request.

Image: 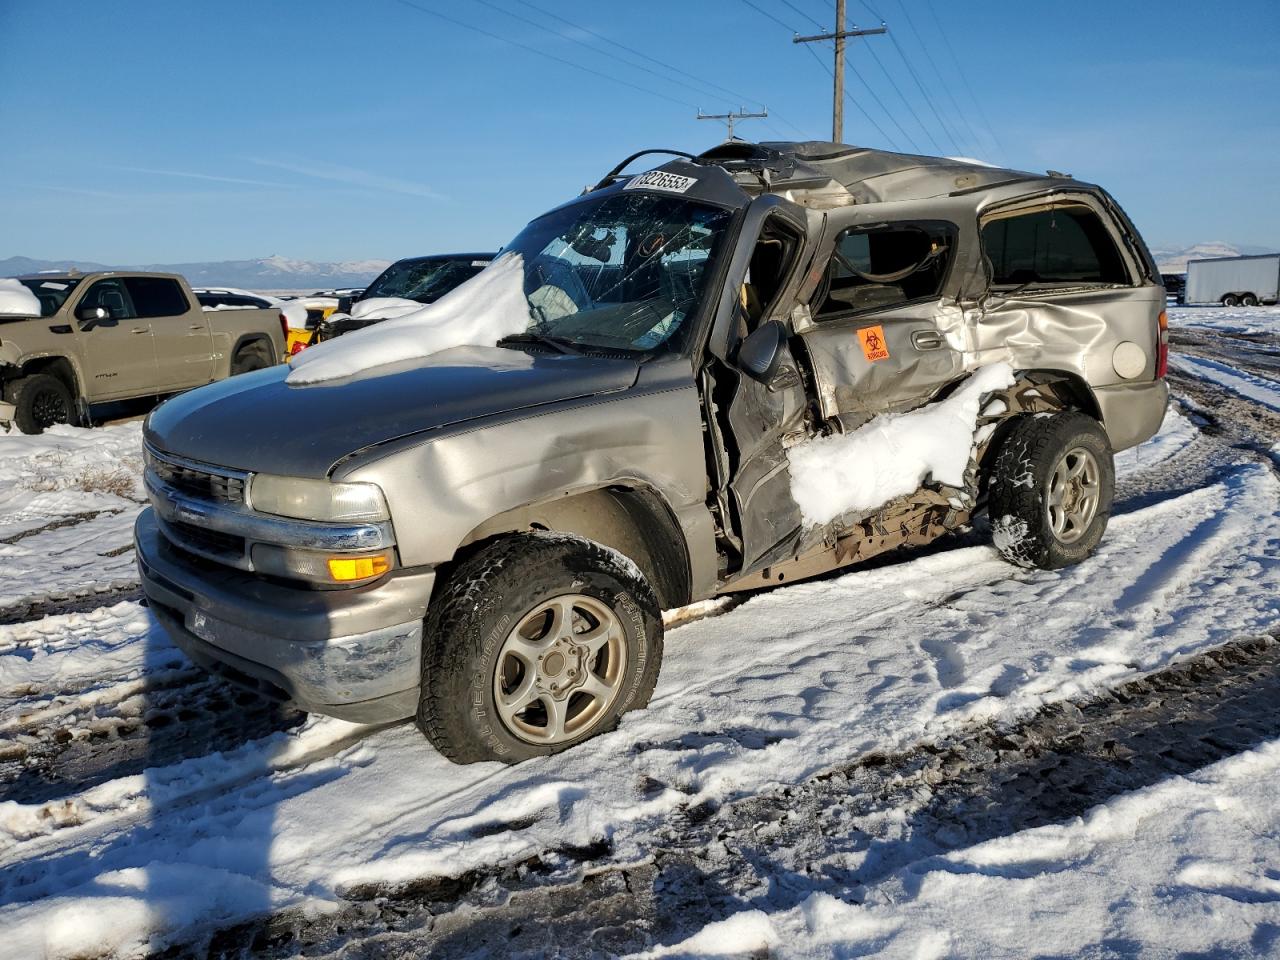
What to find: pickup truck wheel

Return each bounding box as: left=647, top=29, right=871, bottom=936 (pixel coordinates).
left=5, top=374, right=75, bottom=435
left=230, top=342, right=270, bottom=375
left=987, top=411, right=1114, bottom=570
left=417, top=533, right=663, bottom=764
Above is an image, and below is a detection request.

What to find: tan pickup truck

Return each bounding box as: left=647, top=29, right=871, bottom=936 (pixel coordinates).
left=0, top=272, right=286, bottom=433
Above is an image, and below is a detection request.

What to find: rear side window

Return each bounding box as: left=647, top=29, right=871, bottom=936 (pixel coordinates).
left=124, top=277, right=189, bottom=318
left=982, top=204, right=1129, bottom=286
left=815, top=220, right=956, bottom=318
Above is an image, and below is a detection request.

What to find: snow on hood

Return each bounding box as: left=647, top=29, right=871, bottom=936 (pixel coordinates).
left=0, top=279, right=41, bottom=317
left=348, top=296, right=422, bottom=322
left=286, top=253, right=532, bottom=386
left=787, top=362, right=1016, bottom=527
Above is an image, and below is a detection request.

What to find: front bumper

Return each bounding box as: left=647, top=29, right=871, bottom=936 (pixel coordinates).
left=136, top=508, right=433, bottom=723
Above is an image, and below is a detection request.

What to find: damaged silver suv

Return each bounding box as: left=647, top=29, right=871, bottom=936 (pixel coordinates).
left=136, top=141, right=1169, bottom=764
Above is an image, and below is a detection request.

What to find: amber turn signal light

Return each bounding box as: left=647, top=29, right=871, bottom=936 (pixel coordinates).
left=327, top=554, right=391, bottom=582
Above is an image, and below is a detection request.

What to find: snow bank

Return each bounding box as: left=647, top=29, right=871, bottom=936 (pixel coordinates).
left=286, top=253, right=532, bottom=385
left=787, top=363, right=1015, bottom=527
left=0, top=279, right=40, bottom=317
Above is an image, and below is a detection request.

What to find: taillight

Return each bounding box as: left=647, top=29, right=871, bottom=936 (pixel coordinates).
left=279, top=311, right=290, bottom=340
left=290, top=340, right=307, bottom=355
left=1155, top=310, right=1168, bottom=378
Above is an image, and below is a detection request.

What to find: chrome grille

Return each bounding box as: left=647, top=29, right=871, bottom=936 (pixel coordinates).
left=146, top=448, right=246, bottom=504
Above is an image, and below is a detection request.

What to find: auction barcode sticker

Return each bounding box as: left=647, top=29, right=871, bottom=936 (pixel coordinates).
left=624, top=170, right=697, bottom=194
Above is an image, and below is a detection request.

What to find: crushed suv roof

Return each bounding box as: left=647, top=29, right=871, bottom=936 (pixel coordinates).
left=683, top=140, right=1079, bottom=205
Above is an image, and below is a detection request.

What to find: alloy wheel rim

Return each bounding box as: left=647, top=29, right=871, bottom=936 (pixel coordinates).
left=32, top=389, right=69, bottom=428
left=492, top=593, right=626, bottom=745
left=1047, top=446, right=1100, bottom=545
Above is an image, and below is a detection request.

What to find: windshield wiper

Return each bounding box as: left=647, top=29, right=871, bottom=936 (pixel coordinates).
left=496, top=332, right=582, bottom=356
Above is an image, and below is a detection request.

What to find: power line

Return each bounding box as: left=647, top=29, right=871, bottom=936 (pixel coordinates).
left=882, top=17, right=962, bottom=153
left=778, top=0, right=826, bottom=30
left=923, top=0, right=1007, bottom=159
left=390, top=0, right=705, bottom=109
left=857, top=30, right=939, bottom=153
left=799, top=41, right=899, bottom=149
left=738, top=0, right=802, bottom=34
left=467, top=0, right=699, bottom=106
left=890, top=0, right=975, bottom=154
left=508, top=0, right=810, bottom=138
left=895, top=0, right=981, bottom=152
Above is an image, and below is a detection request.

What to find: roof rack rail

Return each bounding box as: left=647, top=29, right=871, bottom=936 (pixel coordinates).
left=588, top=149, right=697, bottom=193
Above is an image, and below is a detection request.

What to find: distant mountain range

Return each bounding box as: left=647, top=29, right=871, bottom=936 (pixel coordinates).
left=1149, top=242, right=1278, bottom=274
left=7, top=242, right=1276, bottom=288
left=0, top=254, right=392, bottom=290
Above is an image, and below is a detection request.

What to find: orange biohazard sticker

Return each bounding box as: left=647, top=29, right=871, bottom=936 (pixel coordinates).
left=858, top=325, right=890, bottom=362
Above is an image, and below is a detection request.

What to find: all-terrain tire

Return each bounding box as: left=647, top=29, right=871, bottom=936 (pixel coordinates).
left=230, top=342, right=271, bottom=375
left=417, top=533, right=664, bottom=764
left=987, top=411, right=1115, bottom=570
left=4, top=373, right=75, bottom=435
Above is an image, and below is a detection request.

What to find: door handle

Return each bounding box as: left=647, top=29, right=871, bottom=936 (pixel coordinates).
left=189, top=324, right=205, bottom=330
left=130, top=327, right=150, bottom=335
left=911, top=330, right=945, bottom=351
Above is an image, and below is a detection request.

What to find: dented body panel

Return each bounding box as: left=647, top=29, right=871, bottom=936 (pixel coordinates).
left=136, top=140, right=1169, bottom=722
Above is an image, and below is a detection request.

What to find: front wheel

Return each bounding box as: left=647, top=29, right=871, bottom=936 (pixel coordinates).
left=1222, top=294, right=1240, bottom=307
left=4, top=373, right=76, bottom=434
left=987, top=411, right=1115, bottom=570
left=417, top=533, right=664, bottom=764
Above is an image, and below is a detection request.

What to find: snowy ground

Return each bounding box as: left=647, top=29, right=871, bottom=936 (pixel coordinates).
left=0, top=307, right=1278, bottom=958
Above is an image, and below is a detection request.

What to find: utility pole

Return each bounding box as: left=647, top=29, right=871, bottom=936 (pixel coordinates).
left=696, top=106, right=768, bottom=141
left=793, top=3, right=887, bottom=142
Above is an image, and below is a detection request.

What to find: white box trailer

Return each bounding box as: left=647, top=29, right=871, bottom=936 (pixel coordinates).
left=1184, top=254, right=1280, bottom=306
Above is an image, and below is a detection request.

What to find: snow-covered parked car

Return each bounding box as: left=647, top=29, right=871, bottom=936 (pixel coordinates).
left=135, top=140, right=1169, bottom=764
left=314, top=253, right=495, bottom=341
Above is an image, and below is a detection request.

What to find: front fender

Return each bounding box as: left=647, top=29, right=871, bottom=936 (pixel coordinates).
left=336, top=382, right=719, bottom=599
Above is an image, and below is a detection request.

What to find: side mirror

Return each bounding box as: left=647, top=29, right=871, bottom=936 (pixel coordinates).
left=736, top=319, right=785, bottom=383
left=76, top=305, right=110, bottom=327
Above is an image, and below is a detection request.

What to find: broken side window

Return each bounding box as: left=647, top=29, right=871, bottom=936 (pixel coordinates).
left=981, top=203, right=1130, bottom=287
left=814, top=220, right=956, bottom=320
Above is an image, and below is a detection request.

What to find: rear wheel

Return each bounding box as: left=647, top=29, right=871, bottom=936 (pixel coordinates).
left=417, top=533, right=663, bottom=764
left=988, top=411, right=1115, bottom=570
left=1241, top=293, right=1259, bottom=307
left=4, top=373, right=76, bottom=435
left=230, top=342, right=271, bottom=375
left=1222, top=294, right=1240, bottom=307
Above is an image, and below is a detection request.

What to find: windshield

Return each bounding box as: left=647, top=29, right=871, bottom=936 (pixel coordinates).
left=19, top=277, right=82, bottom=317
left=502, top=191, right=733, bottom=354
left=362, top=257, right=492, bottom=303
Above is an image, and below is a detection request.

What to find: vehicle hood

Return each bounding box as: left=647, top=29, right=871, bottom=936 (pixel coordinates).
left=145, top=344, right=640, bottom=478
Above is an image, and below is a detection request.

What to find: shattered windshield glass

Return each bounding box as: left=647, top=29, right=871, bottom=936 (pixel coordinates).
left=362, top=257, right=491, bottom=303
left=501, top=191, right=733, bottom=354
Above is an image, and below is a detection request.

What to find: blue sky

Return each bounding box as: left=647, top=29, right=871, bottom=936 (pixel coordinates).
left=1, top=0, right=1276, bottom=263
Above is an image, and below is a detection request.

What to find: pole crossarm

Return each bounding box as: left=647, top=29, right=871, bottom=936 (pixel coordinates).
left=793, top=25, right=887, bottom=43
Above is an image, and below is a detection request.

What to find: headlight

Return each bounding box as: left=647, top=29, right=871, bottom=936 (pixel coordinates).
left=248, top=474, right=389, bottom=522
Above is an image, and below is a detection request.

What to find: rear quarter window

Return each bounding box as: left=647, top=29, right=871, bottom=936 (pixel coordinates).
left=981, top=204, right=1130, bottom=286
left=124, top=277, right=190, bottom=318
